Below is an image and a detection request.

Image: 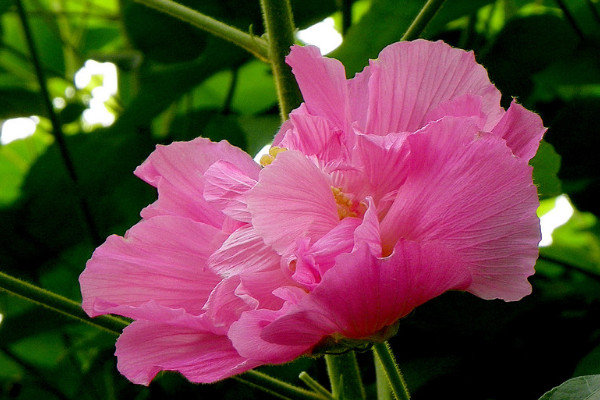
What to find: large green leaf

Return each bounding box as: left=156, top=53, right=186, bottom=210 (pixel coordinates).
left=539, top=375, right=600, bottom=400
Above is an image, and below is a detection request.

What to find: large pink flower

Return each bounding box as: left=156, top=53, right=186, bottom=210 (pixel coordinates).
left=79, top=40, right=545, bottom=385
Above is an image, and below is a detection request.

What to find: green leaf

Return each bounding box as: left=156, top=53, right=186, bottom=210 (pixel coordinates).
left=1, top=7, right=66, bottom=77
left=0, top=130, right=53, bottom=207
left=575, top=346, right=600, bottom=377
left=330, top=0, right=423, bottom=76
left=531, top=140, right=562, bottom=199
left=539, top=375, right=600, bottom=400
left=232, top=60, right=277, bottom=115
left=541, top=208, right=600, bottom=276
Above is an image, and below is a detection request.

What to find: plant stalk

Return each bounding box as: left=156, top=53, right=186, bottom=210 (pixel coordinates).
left=134, top=0, right=269, bottom=61
left=234, top=370, right=330, bottom=400
left=259, top=0, right=303, bottom=120
left=401, top=0, right=447, bottom=41
left=325, top=352, right=365, bottom=400
left=0, top=270, right=127, bottom=335
left=372, top=342, right=410, bottom=400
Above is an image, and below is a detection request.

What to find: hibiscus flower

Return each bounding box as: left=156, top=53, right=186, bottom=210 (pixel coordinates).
left=80, top=39, right=545, bottom=385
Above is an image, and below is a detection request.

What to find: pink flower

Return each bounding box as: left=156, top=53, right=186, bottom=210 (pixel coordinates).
left=79, top=40, right=545, bottom=385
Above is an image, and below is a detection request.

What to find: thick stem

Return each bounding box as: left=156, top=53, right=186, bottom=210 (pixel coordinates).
left=401, top=0, right=447, bottom=41
left=372, top=342, right=410, bottom=400
left=0, top=270, right=127, bottom=335
left=325, top=352, right=365, bottom=400
left=375, top=351, right=392, bottom=400
left=134, top=0, right=269, bottom=61
left=14, top=0, right=101, bottom=246
left=260, top=0, right=303, bottom=121
left=234, top=370, right=329, bottom=400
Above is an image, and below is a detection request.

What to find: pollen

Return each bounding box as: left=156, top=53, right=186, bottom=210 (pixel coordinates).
left=332, top=187, right=364, bottom=219
left=260, top=146, right=288, bottom=167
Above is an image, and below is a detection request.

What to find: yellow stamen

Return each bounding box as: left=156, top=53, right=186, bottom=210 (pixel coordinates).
left=260, top=146, right=288, bottom=167
left=332, top=186, right=359, bottom=219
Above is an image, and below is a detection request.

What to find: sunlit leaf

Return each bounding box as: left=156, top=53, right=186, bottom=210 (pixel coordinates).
left=539, top=375, right=600, bottom=400
left=531, top=140, right=562, bottom=199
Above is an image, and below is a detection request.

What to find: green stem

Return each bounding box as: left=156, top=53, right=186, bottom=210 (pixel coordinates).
left=234, top=370, right=329, bottom=400
left=325, top=352, right=365, bottom=400
left=0, top=270, right=128, bottom=335
left=401, top=0, right=447, bottom=41
left=259, top=0, right=303, bottom=120
left=372, top=342, right=410, bottom=400
left=375, top=351, right=392, bottom=400
left=134, top=0, right=269, bottom=61
left=14, top=0, right=101, bottom=246
left=299, top=371, right=334, bottom=399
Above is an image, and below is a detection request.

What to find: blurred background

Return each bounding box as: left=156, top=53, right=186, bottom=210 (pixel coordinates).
left=0, top=0, right=599, bottom=398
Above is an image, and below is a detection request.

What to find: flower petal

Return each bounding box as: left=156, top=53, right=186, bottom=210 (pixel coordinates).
left=491, top=100, right=546, bottom=161
left=208, top=225, right=280, bottom=277
left=228, top=307, right=317, bottom=364
left=261, top=240, right=471, bottom=347
left=362, top=40, right=502, bottom=134
left=278, top=108, right=347, bottom=164
left=247, top=150, right=339, bottom=254
left=134, top=137, right=260, bottom=226
left=116, top=319, right=260, bottom=385
left=380, top=117, right=540, bottom=301
left=286, top=45, right=349, bottom=130
left=355, top=131, right=411, bottom=202
left=290, top=216, right=361, bottom=288
left=204, top=160, right=257, bottom=223
left=80, top=215, right=226, bottom=317
left=424, top=93, right=491, bottom=130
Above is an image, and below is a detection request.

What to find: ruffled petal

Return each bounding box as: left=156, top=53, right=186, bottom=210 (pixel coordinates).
left=491, top=100, right=547, bottom=161
left=116, top=319, right=260, bottom=385
left=204, top=160, right=257, bottom=223
left=80, top=215, right=226, bottom=317
left=286, top=45, right=349, bottom=130
left=247, top=150, right=339, bottom=254
left=202, top=276, right=257, bottom=329
left=228, top=307, right=317, bottom=364
left=237, top=269, right=292, bottom=310
left=380, top=117, right=541, bottom=301
left=208, top=225, right=280, bottom=277
left=290, top=216, right=361, bottom=288
left=354, top=131, right=411, bottom=202
left=424, top=93, right=491, bottom=130
left=353, top=197, right=382, bottom=256
left=261, top=240, right=471, bottom=347
left=278, top=109, right=346, bottom=164
left=362, top=40, right=502, bottom=134
left=134, top=137, right=260, bottom=226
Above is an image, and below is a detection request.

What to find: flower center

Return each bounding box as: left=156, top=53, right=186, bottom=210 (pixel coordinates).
left=260, top=146, right=287, bottom=167
left=331, top=187, right=365, bottom=219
